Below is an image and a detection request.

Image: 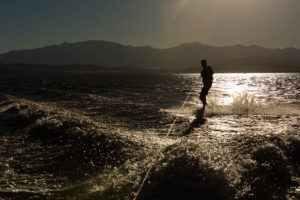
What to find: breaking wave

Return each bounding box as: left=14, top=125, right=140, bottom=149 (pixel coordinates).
left=0, top=95, right=144, bottom=198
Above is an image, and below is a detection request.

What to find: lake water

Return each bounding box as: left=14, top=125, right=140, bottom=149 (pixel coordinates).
left=0, top=72, right=299, bottom=199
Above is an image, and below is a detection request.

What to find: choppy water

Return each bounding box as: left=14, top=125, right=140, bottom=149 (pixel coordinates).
left=0, top=72, right=299, bottom=200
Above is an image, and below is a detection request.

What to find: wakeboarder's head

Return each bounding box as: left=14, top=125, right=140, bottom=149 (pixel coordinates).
left=201, top=59, right=207, bottom=68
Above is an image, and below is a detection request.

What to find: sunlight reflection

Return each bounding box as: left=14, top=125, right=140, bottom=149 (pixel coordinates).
left=211, top=73, right=266, bottom=105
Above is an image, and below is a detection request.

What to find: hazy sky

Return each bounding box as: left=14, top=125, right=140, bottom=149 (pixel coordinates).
left=1, top=0, right=300, bottom=53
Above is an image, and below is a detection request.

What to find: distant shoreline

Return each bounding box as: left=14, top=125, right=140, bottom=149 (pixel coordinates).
left=1, top=41, right=300, bottom=73
left=0, top=63, right=299, bottom=74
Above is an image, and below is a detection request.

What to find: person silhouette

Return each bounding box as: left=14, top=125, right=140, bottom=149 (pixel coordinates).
left=182, top=60, right=213, bottom=136
left=199, top=59, right=214, bottom=106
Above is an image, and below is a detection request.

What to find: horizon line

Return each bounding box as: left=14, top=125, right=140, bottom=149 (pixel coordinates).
left=1, top=40, right=299, bottom=54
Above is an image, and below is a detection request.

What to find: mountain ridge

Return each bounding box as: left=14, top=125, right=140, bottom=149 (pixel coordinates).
left=0, top=40, right=299, bottom=72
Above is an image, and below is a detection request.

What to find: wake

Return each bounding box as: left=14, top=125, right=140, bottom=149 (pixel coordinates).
left=162, top=92, right=300, bottom=120
left=206, top=93, right=300, bottom=116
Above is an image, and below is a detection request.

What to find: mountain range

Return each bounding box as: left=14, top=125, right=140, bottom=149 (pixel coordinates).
left=0, top=40, right=299, bottom=72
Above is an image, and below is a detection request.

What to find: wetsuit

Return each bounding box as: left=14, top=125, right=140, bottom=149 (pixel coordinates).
left=200, top=66, right=214, bottom=105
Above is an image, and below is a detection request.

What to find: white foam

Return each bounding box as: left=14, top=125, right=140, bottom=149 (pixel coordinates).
left=206, top=92, right=300, bottom=116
